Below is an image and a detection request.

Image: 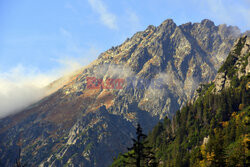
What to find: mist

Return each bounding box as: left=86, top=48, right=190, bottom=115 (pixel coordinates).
left=0, top=58, right=86, bottom=118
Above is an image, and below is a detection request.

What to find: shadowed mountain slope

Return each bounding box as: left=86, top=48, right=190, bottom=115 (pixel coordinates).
left=112, top=35, right=250, bottom=167
left=0, top=19, right=243, bottom=167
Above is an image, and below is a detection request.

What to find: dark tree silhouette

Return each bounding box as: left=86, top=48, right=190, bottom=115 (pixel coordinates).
left=123, top=123, right=158, bottom=167
left=15, top=148, right=25, bottom=167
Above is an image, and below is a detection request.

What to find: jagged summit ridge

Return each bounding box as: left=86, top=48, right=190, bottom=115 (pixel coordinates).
left=0, top=19, right=244, bottom=167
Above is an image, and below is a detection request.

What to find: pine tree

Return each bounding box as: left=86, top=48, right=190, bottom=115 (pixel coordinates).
left=209, top=129, right=226, bottom=167
left=123, top=124, right=158, bottom=167
left=15, top=148, right=25, bottom=167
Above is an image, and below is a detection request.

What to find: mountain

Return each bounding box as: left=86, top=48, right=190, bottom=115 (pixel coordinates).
left=112, top=35, right=250, bottom=166
left=0, top=19, right=242, bottom=167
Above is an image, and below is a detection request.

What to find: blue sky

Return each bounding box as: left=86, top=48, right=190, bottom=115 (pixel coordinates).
left=0, top=0, right=249, bottom=74
left=0, top=0, right=249, bottom=116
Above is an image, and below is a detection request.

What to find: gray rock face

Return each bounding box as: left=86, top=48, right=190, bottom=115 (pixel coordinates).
left=0, top=19, right=244, bottom=167
left=214, top=35, right=250, bottom=93
left=214, top=72, right=227, bottom=93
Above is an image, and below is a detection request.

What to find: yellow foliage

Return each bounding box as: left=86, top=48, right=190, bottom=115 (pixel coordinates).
left=243, top=135, right=250, bottom=144
left=200, top=144, right=206, bottom=155
left=239, top=103, right=245, bottom=110
left=221, top=121, right=229, bottom=127
left=199, top=159, right=206, bottom=167
left=231, top=112, right=237, bottom=118
left=246, top=81, right=250, bottom=90
left=243, top=115, right=250, bottom=124
left=199, top=143, right=213, bottom=167
left=207, top=152, right=215, bottom=161
left=235, top=114, right=241, bottom=123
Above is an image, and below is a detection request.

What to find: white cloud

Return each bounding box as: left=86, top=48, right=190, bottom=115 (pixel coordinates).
left=0, top=54, right=98, bottom=118
left=51, top=57, right=90, bottom=75
left=88, top=0, right=118, bottom=30
left=0, top=65, right=55, bottom=118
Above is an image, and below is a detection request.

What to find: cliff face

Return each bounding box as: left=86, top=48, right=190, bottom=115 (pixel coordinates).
left=192, top=35, right=250, bottom=102
left=214, top=35, right=250, bottom=93
left=111, top=35, right=250, bottom=167
left=0, top=19, right=241, bottom=167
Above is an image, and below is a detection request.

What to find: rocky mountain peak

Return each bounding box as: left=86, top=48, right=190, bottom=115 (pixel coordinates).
left=161, top=18, right=175, bottom=26
left=201, top=19, right=215, bottom=27
left=146, top=25, right=156, bottom=31
left=0, top=19, right=246, bottom=167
